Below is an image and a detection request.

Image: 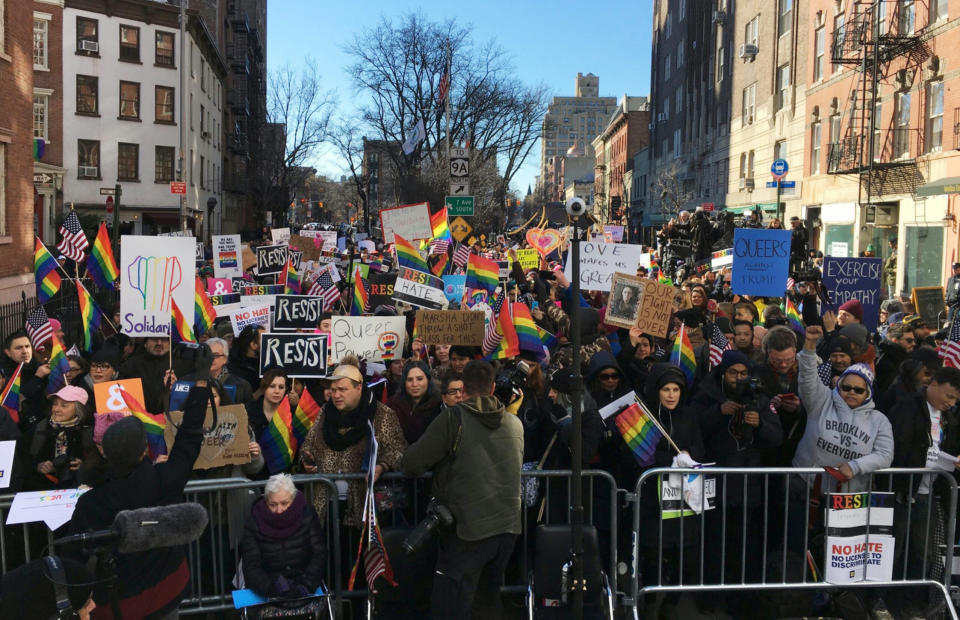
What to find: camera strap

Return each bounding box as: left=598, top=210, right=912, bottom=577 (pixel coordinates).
left=449, top=407, right=463, bottom=459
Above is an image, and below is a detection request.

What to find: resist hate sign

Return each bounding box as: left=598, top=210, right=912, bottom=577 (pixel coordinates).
left=563, top=242, right=646, bottom=292
left=730, top=228, right=792, bottom=297
left=120, top=235, right=196, bottom=337
left=821, top=257, right=883, bottom=331
left=259, top=333, right=329, bottom=378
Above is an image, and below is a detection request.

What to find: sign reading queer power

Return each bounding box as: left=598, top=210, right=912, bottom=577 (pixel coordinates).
left=822, top=257, right=883, bottom=331
left=731, top=228, right=791, bottom=297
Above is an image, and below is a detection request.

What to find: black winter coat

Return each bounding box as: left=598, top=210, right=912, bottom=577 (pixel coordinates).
left=119, top=350, right=170, bottom=414
left=886, top=390, right=960, bottom=497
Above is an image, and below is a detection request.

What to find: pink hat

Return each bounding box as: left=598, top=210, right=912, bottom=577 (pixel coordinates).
left=48, top=385, right=88, bottom=405
left=93, top=411, right=130, bottom=444
left=49, top=319, right=62, bottom=332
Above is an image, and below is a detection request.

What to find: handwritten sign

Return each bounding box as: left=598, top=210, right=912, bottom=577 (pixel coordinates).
left=822, top=257, right=883, bottom=331
left=515, top=249, right=540, bottom=271
left=317, top=230, right=337, bottom=251
left=228, top=304, right=271, bottom=337
left=730, top=228, right=791, bottom=297
left=256, top=244, right=288, bottom=276
left=259, top=333, right=329, bottom=378
left=273, top=295, right=323, bottom=330
left=271, top=227, right=291, bottom=245
left=379, top=202, right=433, bottom=244
left=164, top=405, right=250, bottom=470
left=392, top=267, right=449, bottom=310
left=563, top=242, right=646, bottom=292
left=6, top=488, right=88, bottom=530
left=120, top=235, right=195, bottom=337
left=330, top=316, right=406, bottom=363
left=416, top=310, right=485, bottom=345
left=212, top=234, right=242, bottom=278
left=634, top=279, right=679, bottom=339
left=93, top=379, right=146, bottom=413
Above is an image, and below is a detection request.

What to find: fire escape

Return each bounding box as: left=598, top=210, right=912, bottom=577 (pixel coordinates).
left=827, top=0, right=931, bottom=202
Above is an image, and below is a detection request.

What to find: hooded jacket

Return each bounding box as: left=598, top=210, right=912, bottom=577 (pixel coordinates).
left=875, top=340, right=908, bottom=392
left=886, top=389, right=960, bottom=497
left=792, top=350, right=894, bottom=491
left=400, top=395, right=523, bottom=541
left=585, top=351, right=628, bottom=409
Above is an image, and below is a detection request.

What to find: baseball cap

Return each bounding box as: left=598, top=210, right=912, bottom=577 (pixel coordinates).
left=48, top=385, right=88, bottom=405
left=326, top=364, right=363, bottom=384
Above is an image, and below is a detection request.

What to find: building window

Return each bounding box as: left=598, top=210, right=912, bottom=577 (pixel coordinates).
left=873, top=102, right=883, bottom=161
left=742, top=83, right=756, bottom=125
left=201, top=104, right=206, bottom=135
left=775, top=139, right=788, bottom=161
left=119, top=25, right=139, bottom=62
left=33, top=92, right=49, bottom=141
left=33, top=17, right=48, bottom=69
left=776, top=64, right=791, bottom=111
left=829, top=113, right=841, bottom=145
left=201, top=60, right=206, bottom=92
left=119, top=81, right=139, bottom=120
left=675, top=87, right=682, bottom=114
left=155, top=146, right=174, bottom=182
left=811, top=122, right=822, bottom=174
left=190, top=149, right=195, bottom=185
left=748, top=150, right=755, bottom=177
left=833, top=14, right=845, bottom=73
left=779, top=0, right=793, bottom=34
left=927, top=81, right=943, bottom=152
left=155, top=31, right=175, bottom=67
left=664, top=55, right=671, bottom=80
left=663, top=97, right=670, bottom=120
left=900, top=0, right=915, bottom=35
left=76, top=17, right=98, bottom=54
left=78, top=140, right=100, bottom=178
left=739, top=152, right=746, bottom=177
left=673, top=129, right=682, bottom=159
left=155, top=86, right=175, bottom=123
left=745, top=16, right=759, bottom=46
left=665, top=12, right=672, bottom=38
left=876, top=1, right=888, bottom=34
left=680, top=0, right=686, bottom=19
left=76, top=75, right=98, bottom=115
left=814, top=27, right=825, bottom=81
left=118, top=143, right=138, bottom=180
left=895, top=92, right=911, bottom=158
left=677, top=44, right=684, bottom=68
left=0, top=1, right=5, bottom=56
left=200, top=155, right=205, bottom=188
left=931, top=0, right=948, bottom=23
left=717, top=46, right=726, bottom=81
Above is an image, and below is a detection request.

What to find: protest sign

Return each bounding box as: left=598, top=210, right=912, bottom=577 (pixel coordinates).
left=661, top=475, right=716, bottom=519
left=442, top=275, right=466, bottom=302
left=120, top=235, right=195, bottom=336
left=730, top=228, right=791, bottom=297
left=563, top=241, right=645, bottom=292
left=359, top=239, right=376, bottom=253
left=229, top=304, right=271, bottom=337
left=271, top=227, right=291, bottom=245
left=212, top=234, right=242, bottom=278
left=6, top=488, right=88, bottom=530
left=260, top=333, right=329, bottom=377
left=164, top=405, right=250, bottom=470
left=367, top=271, right=397, bottom=310
left=330, top=316, right=406, bottom=362
left=0, top=441, right=15, bottom=489
left=273, top=295, right=324, bottom=330
left=606, top=273, right=645, bottom=329
left=380, top=202, right=433, bottom=243
left=256, top=244, right=288, bottom=276
left=207, top=278, right=233, bottom=296
left=825, top=492, right=895, bottom=584
left=392, top=267, right=449, bottom=310
left=416, top=310, right=485, bottom=345
left=496, top=260, right=511, bottom=280
left=318, top=230, right=338, bottom=251
left=169, top=380, right=236, bottom=410
left=603, top=225, right=625, bottom=242
left=710, top=248, right=733, bottom=270
left=210, top=293, right=241, bottom=317
left=287, top=249, right=303, bottom=272
left=196, top=242, right=204, bottom=264
left=515, top=249, right=540, bottom=271
left=231, top=277, right=249, bottom=293
left=822, top=257, right=883, bottom=331
left=634, top=278, right=679, bottom=339
left=93, top=378, right=146, bottom=413
left=241, top=244, right=257, bottom=271
left=288, top=235, right=320, bottom=262
left=912, top=286, right=946, bottom=331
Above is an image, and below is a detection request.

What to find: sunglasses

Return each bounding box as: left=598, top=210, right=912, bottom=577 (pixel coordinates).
left=598, top=372, right=619, bottom=381
left=839, top=384, right=867, bottom=395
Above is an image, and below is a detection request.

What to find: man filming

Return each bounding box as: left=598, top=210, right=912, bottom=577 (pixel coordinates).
left=400, top=360, right=524, bottom=619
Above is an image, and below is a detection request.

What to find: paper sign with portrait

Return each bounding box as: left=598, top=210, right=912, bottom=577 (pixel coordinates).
left=605, top=273, right=645, bottom=329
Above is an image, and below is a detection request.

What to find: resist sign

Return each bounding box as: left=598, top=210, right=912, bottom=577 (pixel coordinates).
left=259, top=333, right=328, bottom=378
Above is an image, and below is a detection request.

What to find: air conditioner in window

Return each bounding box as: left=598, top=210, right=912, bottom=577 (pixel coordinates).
left=80, top=40, right=99, bottom=53
left=713, top=10, right=727, bottom=24
left=78, top=166, right=98, bottom=177
left=744, top=177, right=755, bottom=190
left=738, top=177, right=747, bottom=190
left=739, top=44, right=759, bottom=59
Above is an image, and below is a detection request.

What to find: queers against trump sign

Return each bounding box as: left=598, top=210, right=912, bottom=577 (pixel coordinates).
left=120, top=235, right=196, bottom=337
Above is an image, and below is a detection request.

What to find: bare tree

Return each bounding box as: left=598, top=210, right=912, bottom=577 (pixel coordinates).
left=652, top=162, right=693, bottom=223
left=329, top=121, right=372, bottom=230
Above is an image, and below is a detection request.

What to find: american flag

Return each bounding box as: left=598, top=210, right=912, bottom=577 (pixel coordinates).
left=817, top=361, right=834, bottom=387
left=57, top=211, right=89, bottom=261
left=364, top=518, right=394, bottom=592
left=308, top=269, right=341, bottom=312
left=939, top=317, right=960, bottom=368
left=786, top=277, right=796, bottom=292
left=482, top=315, right=502, bottom=356
left=436, top=68, right=450, bottom=105
left=490, top=287, right=505, bottom=314
left=708, top=323, right=732, bottom=369
left=25, top=306, right=53, bottom=349
left=430, top=239, right=450, bottom=256
left=349, top=421, right=396, bottom=593
left=453, top=243, right=471, bottom=268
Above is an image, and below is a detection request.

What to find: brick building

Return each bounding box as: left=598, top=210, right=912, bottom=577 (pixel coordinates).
left=33, top=0, right=65, bottom=247
left=592, top=95, right=650, bottom=225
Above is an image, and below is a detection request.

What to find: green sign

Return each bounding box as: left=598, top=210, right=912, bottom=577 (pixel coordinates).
left=445, top=196, right=475, bottom=217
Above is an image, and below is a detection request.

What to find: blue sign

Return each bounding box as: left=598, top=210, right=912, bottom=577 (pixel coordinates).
left=771, top=158, right=789, bottom=177
left=169, top=381, right=237, bottom=410
left=821, top=257, right=883, bottom=332
left=731, top=228, right=792, bottom=297
left=442, top=275, right=466, bottom=303
left=766, top=181, right=779, bottom=188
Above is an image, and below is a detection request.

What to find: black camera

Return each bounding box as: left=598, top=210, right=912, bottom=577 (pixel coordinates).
left=494, top=360, right=531, bottom=404
left=731, top=377, right=763, bottom=444
left=402, top=498, right=455, bottom=554
left=790, top=269, right=822, bottom=283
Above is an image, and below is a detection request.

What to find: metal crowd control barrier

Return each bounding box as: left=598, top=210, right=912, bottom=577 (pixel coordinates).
left=626, top=467, right=960, bottom=619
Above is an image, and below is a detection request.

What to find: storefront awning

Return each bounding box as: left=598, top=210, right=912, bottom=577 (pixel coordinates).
left=916, top=177, right=960, bottom=197
left=724, top=203, right=778, bottom=215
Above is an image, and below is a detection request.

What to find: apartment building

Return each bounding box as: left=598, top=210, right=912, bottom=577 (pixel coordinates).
left=591, top=95, right=650, bottom=225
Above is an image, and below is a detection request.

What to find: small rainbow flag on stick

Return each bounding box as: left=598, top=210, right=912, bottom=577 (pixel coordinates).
left=0, top=363, right=23, bottom=424
left=46, top=334, right=72, bottom=395
left=171, top=298, right=195, bottom=343
left=261, top=389, right=322, bottom=473
left=194, top=278, right=216, bottom=336
left=512, top=302, right=546, bottom=360
left=34, top=238, right=61, bottom=303
left=120, top=389, right=167, bottom=460
left=785, top=298, right=805, bottom=332
left=615, top=402, right=662, bottom=467
left=669, top=323, right=696, bottom=386
left=466, top=254, right=499, bottom=294
left=431, top=206, right=451, bottom=240
left=281, top=259, right=301, bottom=295
left=351, top=268, right=368, bottom=316
left=76, top=281, right=103, bottom=351
left=490, top=304, right=520, bottom=359
left=86, top=223, right=119, bottom=289
left=394, top=234, right=429, bottom=272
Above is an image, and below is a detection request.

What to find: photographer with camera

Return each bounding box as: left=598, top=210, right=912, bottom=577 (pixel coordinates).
left=399, top=360, right=523, bottom=619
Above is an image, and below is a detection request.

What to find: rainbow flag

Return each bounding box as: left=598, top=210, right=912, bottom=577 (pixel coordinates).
left=491, top=304, right=520, bottom=359
left=194, top=278, right=216, bottom=336
left=465, top=288, right=488, bottom=308
left=261, top=389, right=322, bottom=473
left=171, top=298, right=195, bottom=343
left=615, top=402, right=662, bottom=466
left=0, top=363, right=22, bottom=424
left=34, top=238, right=61, bottom=303
left=512, top=302, right=545, bottom=359
left=669, top=324, right=696, bottom=386
left=281, top=259, right=301, bottom=294
left=76, top=282, right=103, bottom=352
left=466, top=254, right=499, bottom=294
left=394, top=234, right=429, bottom=272
left=430, top=252, right=449, bottom=277
left=785, top=298, right=805, bottom=332
left=431, top=206, right=451, bottom=240
left=45, top=334, right=72, bottom=395
left=120, top=389, right=167, bottom=460
left=85, top=223, right=119, bottom=289
left=351, top=268, right=368, bottom=316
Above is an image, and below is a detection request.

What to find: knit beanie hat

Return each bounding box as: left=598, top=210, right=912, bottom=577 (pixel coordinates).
left=93, top=411, right=130, bottom=445
left=839, top=323, right=869, bottom=348
left=828, top=337, right=855, bottom=359
left=719, top=350, right=750, bottom=374
left=838, top=363, right=875, bottom=402
left=549, top=367, right=576, bottom=396
left=101, top=416, right=147, bottom=467
left=90, top=345, right=120, bottom=369
left=0, top=557, right=94, bottom=620
left=839, top=299, right=864, bottom=322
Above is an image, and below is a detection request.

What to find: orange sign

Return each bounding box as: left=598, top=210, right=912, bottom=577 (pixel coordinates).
left=93, top=378, right=145, bottom=413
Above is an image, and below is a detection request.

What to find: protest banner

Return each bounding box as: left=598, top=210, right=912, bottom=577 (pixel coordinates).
left=210, top=293, right=241, bottom=317
left=563, top=241, right=645, bottom=292
left=6, top=488, right=88, bottom=530
left=710, top=248, right=733, bottom=270
left=288, top=235, right=320, bottom=262
left=206, top=278, right=233, bottom=296
left=634, top=278, right=679, bottom=338
left=730, top=228, right=791, bottom=297
left=442, top=274, right=466, bottom=302
left=229, top=304, right=271, bottom=337
left=416, top=310, right=485, bottom=345
left=93, top=378, right=146, bottom=413
left=212, top=234, right=242, bottom=278
left=256, top=244, right=288, bottom=276
left=259, top=333, right=329, bottom=377
left=0, top=441, right=15, bottom=489
left=822, top=257, right=883, bottom=331
left=606, top=272, right=645, bottom=329
left=271, top=227, right=291, bottom=245
left=603, top=225, right=625, bottom=242
left=825, top=492, right=895, bottom=584
left=273, top=295, right=324, bottom=330
left=515, top=249, right=540, bottom=271
left=318, top=230, right=338, bottom=251
left=164, top=405, right=250, bottom=470
left=379, top=202, right=433, bottom=243
left=120, top=235, right=195, bottom=336
left=330, top=316, right=406, bottom=362
left=241, top=285, right=284, bottom=297
left=169, top=380, right=236, bottom=410
left=367, top=271, right=397, bottom=310
left=392, top=267, right=449, bottom=310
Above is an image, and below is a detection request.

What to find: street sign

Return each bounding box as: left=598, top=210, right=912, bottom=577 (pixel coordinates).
left=701, top=202, right=715, bottom=212
left=450, top=147, right=469, bottom=177
left=450, top=216, right=472, bottom=242
left=771, top=158, right=789, bottom=179
left=780, top=180, right=796, bottom=188
left=105, top=196, right=114, bottom=214
left=445, top=196, right=475, bottom=217
left=170, top=181, right=187, bottom=195
left=450, top=181, right=470, bottom=196
left=99, top=187, right=116, bottom=196
left=766, top=181, right=778, bottom=188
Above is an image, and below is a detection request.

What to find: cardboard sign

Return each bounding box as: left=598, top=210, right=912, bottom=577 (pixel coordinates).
left=730, top=228, right=791, bottom=297
left=416, top=310, right=485, bottom=345
left=822, top=257, right=883, bottom=331
left=288, top=235, right=320, bottom=262
left=563, top=242, right=646, bottom=292
left=206, top=278, right=233, bottom=296
left=271, top=227, right=291, bottom=245
left=825, top=492, right=895, bottom=584
left=93, top=379, right=146, bottom=413
left=367, top=272, right=397, bottom=311
left=164, top=405, right=250, bottom=470
left=603, top=225, right=625, bottom=242
left=120, top=235, right=196, bottom=336
left=515, top=249, right=540, bottom=271
left=259, top=333, right=329, bottom=377
left=634, top=279, right=680, bottom=339
left=229, top=304, right=271, bottom=337
left=256, top=244, right=288, bottom=276
left=330, top=316, right=406, bottom=362
left=210, top=293, right=241, bottom=317
left=912, top=286, right=946, bottom=331
left=392, top=267, right=449, bottom=310
left=241, top=244, right=257, bottom=271
left=606, top=272, right=645, bottom=329
left=273, top=295, right=324, bottom=330
left=212, top=234, right=242, bottom=278
left=317, top=230, right=338, bottom=251
left=442, top=275, right=466, bottom=302
left=6, top=488, right=88, bottom=530
left=0, top=441, right=16, bottom=489
left=379, top=202, right=433, bottom=244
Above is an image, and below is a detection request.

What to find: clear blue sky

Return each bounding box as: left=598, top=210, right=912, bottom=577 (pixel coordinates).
left=267, top=0, right=653, bottom=194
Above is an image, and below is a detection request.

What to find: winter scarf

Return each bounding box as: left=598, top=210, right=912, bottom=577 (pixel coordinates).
left=321, top=390, right=374, bottom=451
left=251, top=491, right=307, bottom=539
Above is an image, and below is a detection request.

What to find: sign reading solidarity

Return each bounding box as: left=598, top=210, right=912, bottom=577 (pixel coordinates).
left=563, top=241, right=646, bottom=292
left=212, top=234, right=242, bottom=278
left=164, top=405, right=250, bottom=470
left=329, top=316, right=406, bottom=362
left=416, top=310, right=486, bottom=345
left=392, top=267, right=449, bottom=310
left=259, top=333, right=329, bottom=378
left=256, top=244, right=288, bottom=276
left=633, top=279, right=680, bottom=339
left=730, top=228, right=792, bottom=297
left=273, top=295, right=324, bottom=330
left=120, top=235, right=195, bottom=337
left=821, top=257, right=883, bottom=331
